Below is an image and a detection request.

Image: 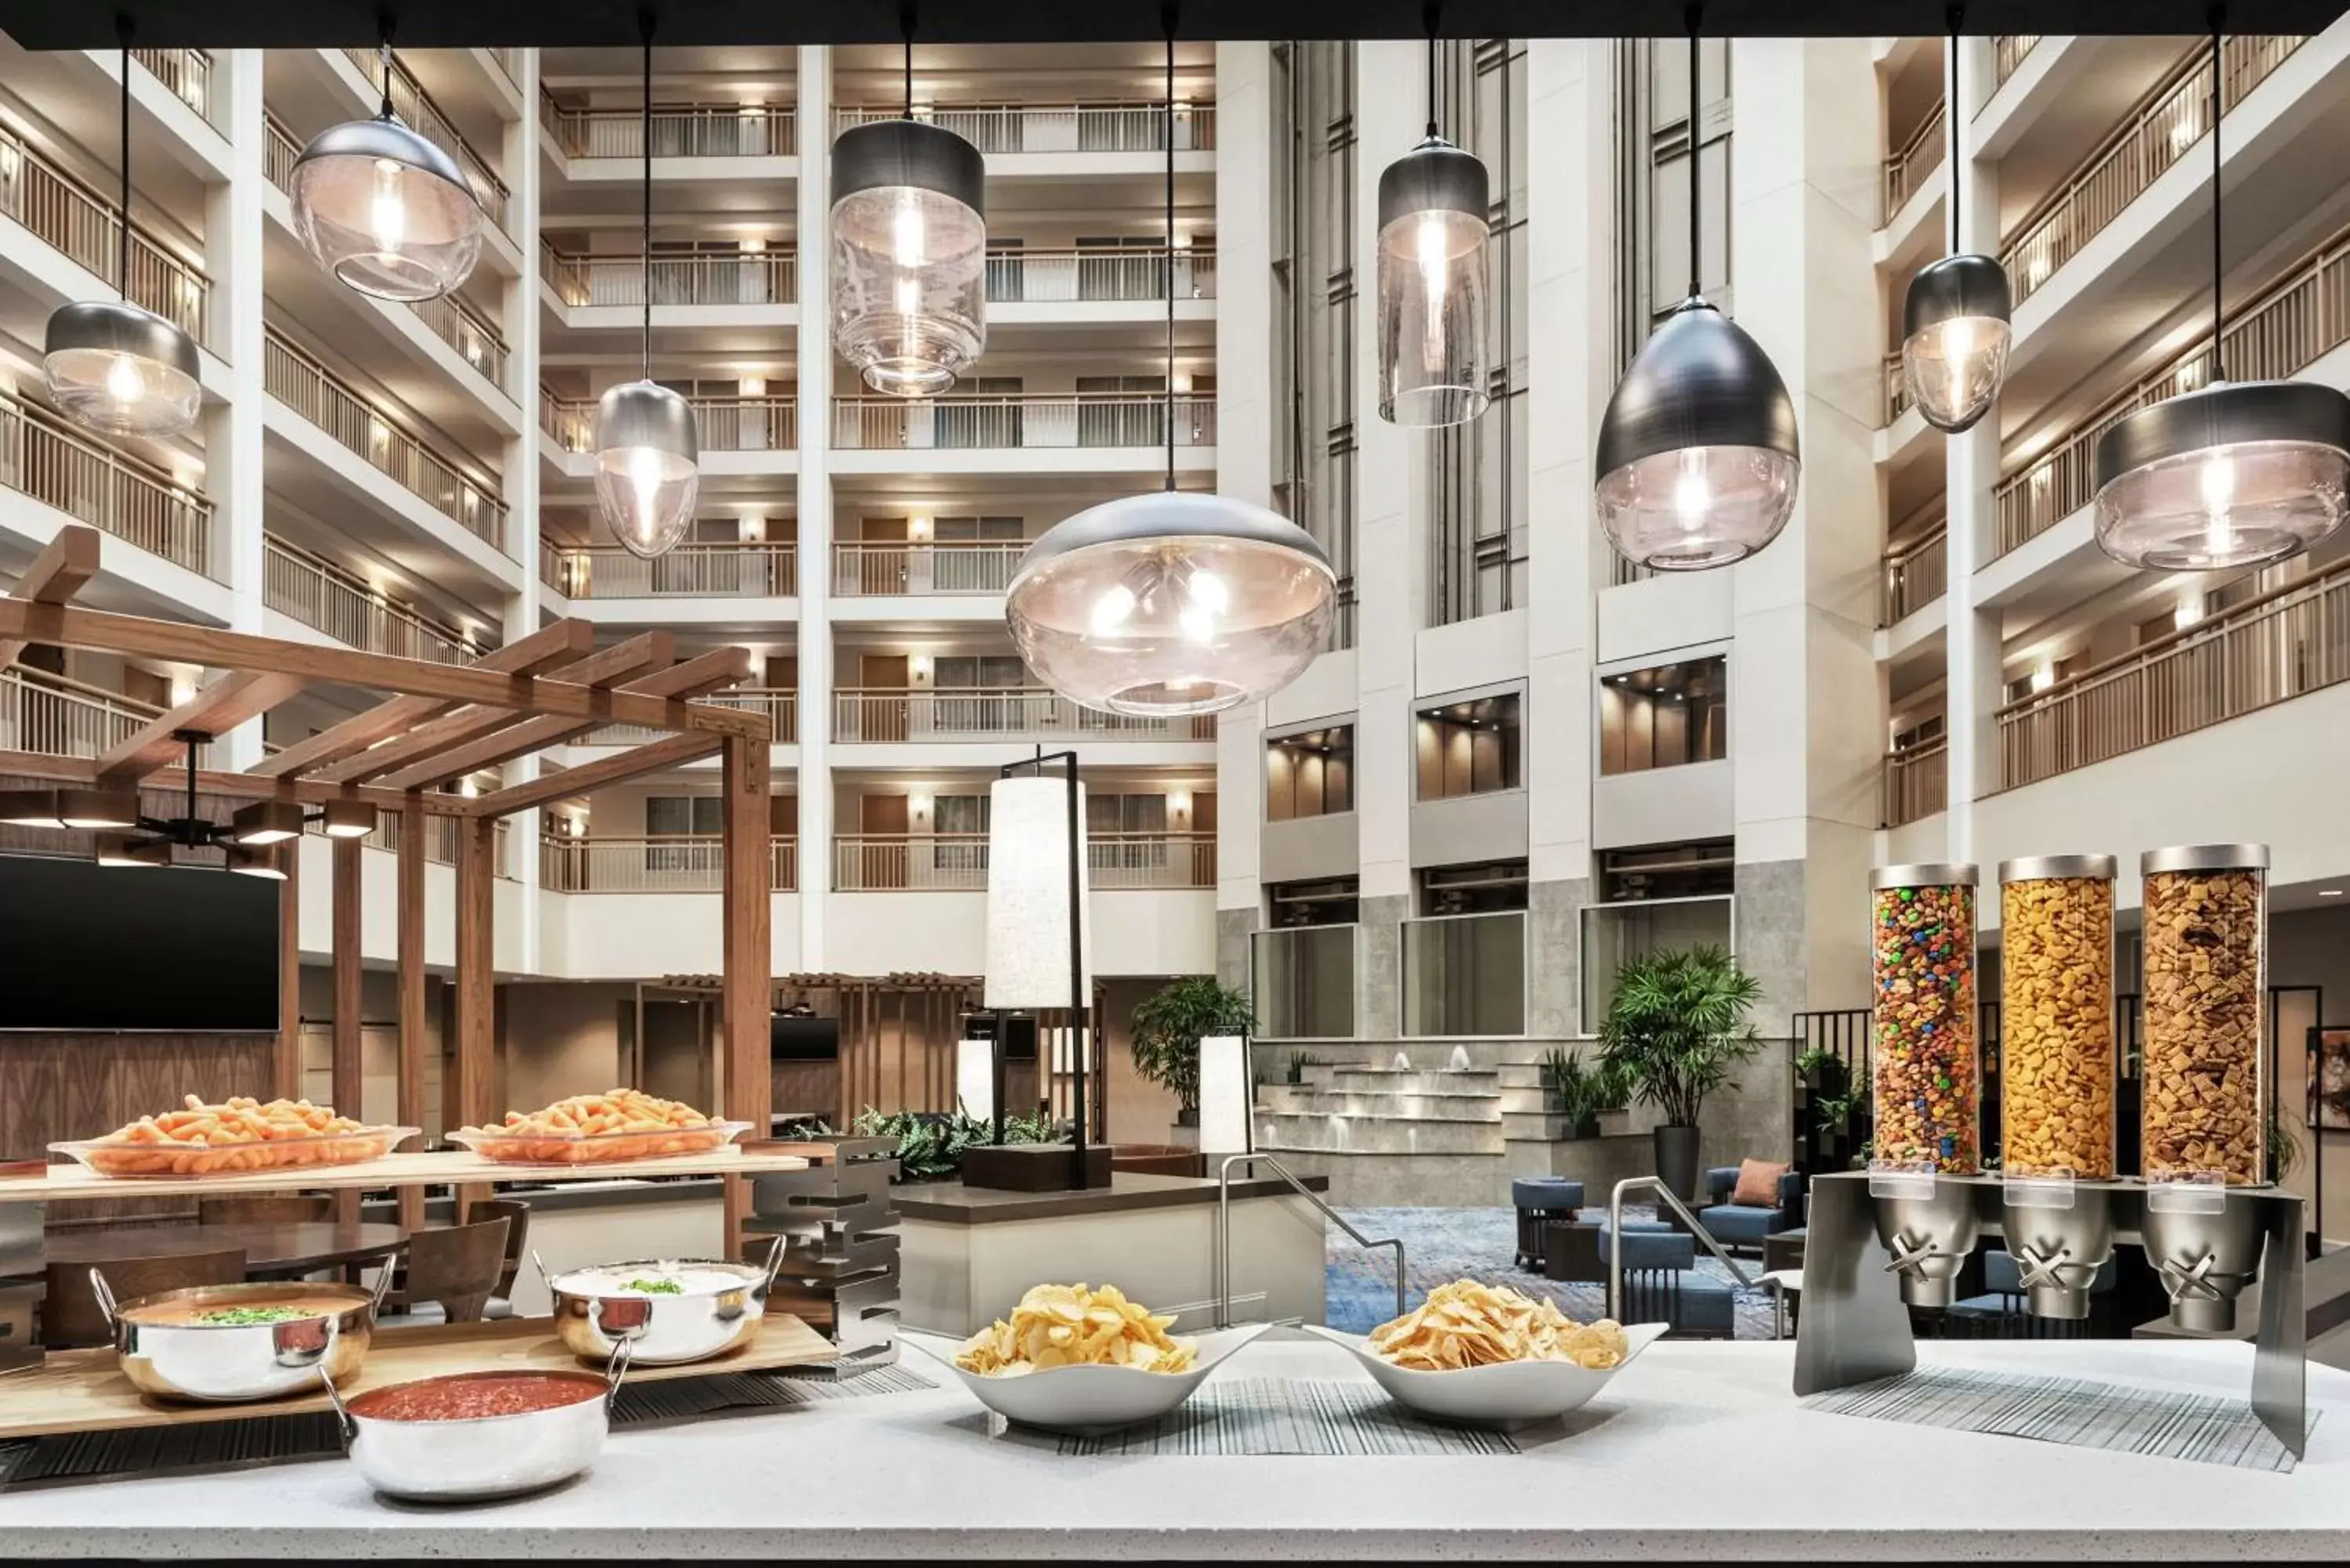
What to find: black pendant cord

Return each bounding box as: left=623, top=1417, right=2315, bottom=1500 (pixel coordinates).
left=2209, top=11, right=2226, bottom=381
left=378, top=32, right=394, bottom=120
left=1424, top=1, right=1440, bottom=139
left=115, top=23, right=130, bottom=300
left=1162, top=8, right=1177, bottom=493
left=639, top=19, right=653, bottom=381
left=1946, top=5, right=1961, bottom=254
left=901, top=2, right=916, bottom=119
left=1685, top=5, right=1701, bottom=300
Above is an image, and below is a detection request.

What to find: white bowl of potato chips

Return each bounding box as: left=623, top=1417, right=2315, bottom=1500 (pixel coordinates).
left=1305, top=1280, right=1666, bottom=1429
left=904, top=1283, right=1267, bottom=1435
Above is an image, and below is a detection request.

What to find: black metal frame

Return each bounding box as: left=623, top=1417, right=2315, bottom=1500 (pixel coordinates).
left=997, top=748, right=1090, bottom=1185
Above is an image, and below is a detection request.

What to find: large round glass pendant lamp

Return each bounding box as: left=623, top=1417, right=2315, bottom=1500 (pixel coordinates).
left=1375, top=37, right=1490, bottom=427
left=592, top=30, right=698, bottom=562
left=1899, top=19, right=2012, bottom=434
left=290, top=45, right=483, bottom=302
left=2093, top=22, right=2349, bottom=570
left=43, top=35, right=201, bottom=438
left=1594, top=23, right=1799, bottom=571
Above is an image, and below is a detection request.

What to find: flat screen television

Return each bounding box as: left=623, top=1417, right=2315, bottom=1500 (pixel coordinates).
left=0, top=853, right=280, bottom=1031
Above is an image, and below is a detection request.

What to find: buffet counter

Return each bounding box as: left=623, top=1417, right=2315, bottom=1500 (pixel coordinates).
left=5, top=1336, right=2347, bottom=1559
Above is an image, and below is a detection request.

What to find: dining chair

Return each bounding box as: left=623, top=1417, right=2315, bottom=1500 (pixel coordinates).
left=195, top=1195, right=334, bottom=1227
left=42, top=1247, right=247, bottom=1349
left=379, top=1217, right=511, bottom=1326
left=463, top=1198, right=531, bottom=1319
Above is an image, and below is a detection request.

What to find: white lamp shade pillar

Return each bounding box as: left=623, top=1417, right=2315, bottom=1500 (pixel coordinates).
left=956, top=1036, right=996, bottom=1123
left=982, top=775, right=1092, bottom=1010
left=1197, top=1035, right=1252, bottom=1157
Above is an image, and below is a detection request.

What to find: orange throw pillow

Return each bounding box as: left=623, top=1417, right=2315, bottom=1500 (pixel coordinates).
left=1732, top=1158, right=1791, bottom=1207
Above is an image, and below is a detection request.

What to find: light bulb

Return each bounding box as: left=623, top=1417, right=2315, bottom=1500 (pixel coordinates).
left=1185, top=565, right=1231, bottom=614
left=1940, top=316, right=1976, bottom=409
left=105, top=354, right=148, bottom=407
left=1089, top=583, right=1137, bottom=636
left=894, top=274, right=921, bottom=316
left=369, top=158, right=407, bottom=251
left=892, top=201, right=926, bottom=268
left=626, top=446, right=666, bottom=537
left=1179, top=603, right=1216, bottom=645
left=1417, top=212, right=1449, bottom=374
left=1672, top=449, right=1712, bottom=533
left=2201, top=450, right=2238, bottom=558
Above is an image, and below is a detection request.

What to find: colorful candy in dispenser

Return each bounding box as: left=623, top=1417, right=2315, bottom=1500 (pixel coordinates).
left=1868, top=864, right=1980, bottom=1175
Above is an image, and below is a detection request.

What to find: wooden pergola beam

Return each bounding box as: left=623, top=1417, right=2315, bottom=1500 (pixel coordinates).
left=0, top=601, right=763, bottom=739
left=0, top=748, right=472, bottom=815
left=247, top=619, right=595, bottom=780
left=0, top=526, right=101, bottom=673
left=469, top=731, right=724, bottom=817
left=95, top=671, right=306, bottom=787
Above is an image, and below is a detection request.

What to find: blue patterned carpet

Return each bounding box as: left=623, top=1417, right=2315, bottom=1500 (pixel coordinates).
left=1325, top=1205, right=1780, bottom=1339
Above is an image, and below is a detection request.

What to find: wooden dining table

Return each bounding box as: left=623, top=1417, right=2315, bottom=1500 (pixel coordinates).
left=45, top=1220, right=410, bottom=1278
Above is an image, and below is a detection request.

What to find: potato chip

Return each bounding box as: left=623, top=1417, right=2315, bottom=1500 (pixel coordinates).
left=955, top=1283, right=1198, bottom=1377
left=1365, top=1279, right=1629, bottom=1372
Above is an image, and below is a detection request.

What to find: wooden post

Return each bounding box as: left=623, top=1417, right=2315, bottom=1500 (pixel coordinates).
left=456, top=814, right=498, bottom=1219
left=721, top=734, right=772, bottom=1259
left=397, top=803, right=428, bottom=1231
left=331, top=835, right=363, bottom=1224
left=274, top=838, right=302, bottom=1102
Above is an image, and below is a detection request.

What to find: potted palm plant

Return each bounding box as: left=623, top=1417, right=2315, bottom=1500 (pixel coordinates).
left=1128, top=977, right=1256, bottom=1132
left=1596, top=947, right=1765, bottom=1201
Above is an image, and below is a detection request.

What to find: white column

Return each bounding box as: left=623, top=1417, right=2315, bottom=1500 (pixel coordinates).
left=204, top=49, right=267, bottom=768
left=504, top=49, right=546, bottom=970
left=794, top=45, right=833, bottom=973
left=1943, top=34, right=2001, bottom=866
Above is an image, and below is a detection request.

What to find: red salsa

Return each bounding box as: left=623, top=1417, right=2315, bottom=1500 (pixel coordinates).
left=349, top=1372, right=604, bottom=1422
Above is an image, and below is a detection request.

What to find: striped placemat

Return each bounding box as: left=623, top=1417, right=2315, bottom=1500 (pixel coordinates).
left=1803, top=1367, right=2308, bottom=1472
left=1047, top=1378, right=1519, bottom=1457
left=0, top=1360, right=935, bottom=1490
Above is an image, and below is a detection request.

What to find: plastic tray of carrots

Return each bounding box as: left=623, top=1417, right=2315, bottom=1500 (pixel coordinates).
left=50, top=1096, right=418, bottom=1179
left=449, top=1089, right=750, bottom=1165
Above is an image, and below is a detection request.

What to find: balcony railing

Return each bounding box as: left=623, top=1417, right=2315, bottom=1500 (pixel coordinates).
left=0, top=387, right=212, bottom=573
left=540, top=96, right=796, bottom=159
left=264, top=534, right=484, bottom=664
left=1993, top=215, right=2350, bottom=555
left=541, top=387, right=593, bottom=452
left=833, top=688, right=1214, bottom=742
left=986, top=247, right=1217, bottom=302
left=488, top=47, right=523, bottom=89
left=135, top=47, right=218, bottom=128
left=410, top=291, right=510, bottom=385
left=584, top=688, right=795, bottom=747
left=1882, top=349, right=1911, bottom=426
left=264, top=328, right=508, bottom=551
left=2001, top=35, right=2301, bottom=306
left=543, top=394, right=796, bottom=453
left=1990, top=35, right=2041, bottom=89
left=834, top=393, right=1215, bottom=452
left=1882, top=515, right=1947, bottom=625
left=540, top=834, right=798, bottom=893
left=342, top=48, right=511, bottom=230
left=1998, top=557, right=2350, bottom=789
left=1882, top=735, right=1948, bottom=827
left=1881, top=99, right=1945, bottom=225
left=833, top=830, right=1213, bottom=891
left=322, top=807, right=504, bottom=874
left=545, top=541, right=796, bottom=598
left=0, top=667, right=160, bottom=758
left=265, top=110, right=300, bottom=190
left=0, top=121, right=212, bottom=349
left=833, top=103, right=1215, bottom=154
left=832, top=540, right=1023, bottom=597
left=541, top=244, right=797, bottom=308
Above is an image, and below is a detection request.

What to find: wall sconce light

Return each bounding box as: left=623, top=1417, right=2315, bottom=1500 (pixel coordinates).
left=1167, top=789, right=1192, bottom=818
left=1170, top=371, right=1193, bottom=394
left=739, top=375, right=766, bottom=397
left=742, top=515, right=765, bottom=541
left=739, top=236, right=766, bottom=253
left=909, top=514, right=933, bottom=540
left=909, top=654, right=933, bottom=683
left=2174, top=596, right=2204, bottom=630
left=1171, top=232, right=1193, bottom=251
left=2030, top=663, right=2056, bottom=692
left=909, top=793, right=933, bottom=822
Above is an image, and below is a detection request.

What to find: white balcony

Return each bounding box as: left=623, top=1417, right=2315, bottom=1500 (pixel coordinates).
left=576, top=688, right=797, bottom=750
left=539, top=244, right=798, bottom=330
left=0, top=385, right=215, bottom=601
left=262, top=534, right=488, bottom=664
left=832, top=102, right=1214, bottom=182
left=540, top=834, right=798, bottom=894
left=830, top=393, right=1214, bottom=477
left=0, top=666, right=161, bottom=759
left=331, top=48, right=515, bottom=244
left=832, top=688, right=1213, bottom=746
left=542, top=540, right=797, bottom=626
left=833, top=831, right=1213, bottom=891
left=540, top=392, right=797, bottom=479
left=828, top=540, right=1020, bottom=623
left=540, top=96, right=797, bottom=186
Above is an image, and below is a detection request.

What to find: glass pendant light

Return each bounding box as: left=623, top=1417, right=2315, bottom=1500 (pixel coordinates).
left=2094, top=20, right=2350, bottom=570
left=1375, top=29, right=1490, bottom=427
left=42, top=31, right=201, bottom=439
left=593, top=27, right=699, bottom=562
left=830, top=18, right=987, bottom=396
left=1900, top=10, right=2012, bottom=434
left=1594, top=18, right=1799, bottom=572
left=290, top=41, right=483, bottom=302
left=1007, top=27, right=1336, bottom=717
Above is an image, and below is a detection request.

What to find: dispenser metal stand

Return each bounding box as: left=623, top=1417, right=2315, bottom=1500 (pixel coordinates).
left=1793, top=1171, right=2307, bottom=1457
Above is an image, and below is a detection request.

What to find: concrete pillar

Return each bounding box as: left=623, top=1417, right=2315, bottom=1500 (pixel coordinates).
left=1944, top=34, right=2002, bottom=865
left=204, top=49, right=266, bottom=768
left=794, top=45, right=834, bottom=973
left=503, top=48, right=545, bottom=968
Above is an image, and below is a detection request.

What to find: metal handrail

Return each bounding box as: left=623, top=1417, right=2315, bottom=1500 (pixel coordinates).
left=1607, top=1176, right=1755, bottom=1324
left=1216, top=1151, right=1403, bottom=1328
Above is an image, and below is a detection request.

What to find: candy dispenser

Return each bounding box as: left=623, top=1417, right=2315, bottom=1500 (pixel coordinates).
left=1868, top=865, right=1981, bottom=1177
left=2140, top=844, right=2269, bottom=1190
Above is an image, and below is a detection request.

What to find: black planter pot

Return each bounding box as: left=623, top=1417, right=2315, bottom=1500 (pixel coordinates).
left=1175, top=1107, right=1201, bottom=1129
left=1652, top=1124, right=1701, bottom=1203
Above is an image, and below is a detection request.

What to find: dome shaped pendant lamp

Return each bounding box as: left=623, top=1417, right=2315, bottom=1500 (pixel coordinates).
left=592, top=27, right=699, bottom=562
left=1375, top=26, right=1490, bottom=427
left=1007, top=23, right=1335, bottom=717
left=830, top=16, right=988, bottom=396
left=1594, top=15, right=1799, bottom=572
left=42, top=28, right=201, bottom=439
left=289, top=38, right=484, bottom=302
left=2094, top=18, right=2350, bottom=571
left=1900, top=11, right=2012, bottom=435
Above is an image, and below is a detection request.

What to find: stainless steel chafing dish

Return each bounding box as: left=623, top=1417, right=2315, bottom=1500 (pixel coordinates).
left=93, top=1263, right=392, bottom=1404
left=539, top=1245, right=788, bottom=1365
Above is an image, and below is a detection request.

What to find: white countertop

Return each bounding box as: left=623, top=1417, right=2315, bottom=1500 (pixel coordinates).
left=5, top=1335, right=2347, bottom=1559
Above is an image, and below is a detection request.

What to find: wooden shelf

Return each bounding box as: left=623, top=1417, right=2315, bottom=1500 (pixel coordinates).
left=0, top=1311, right=837, bottom=1442
left=0, top=1147, right=811, bottom=1204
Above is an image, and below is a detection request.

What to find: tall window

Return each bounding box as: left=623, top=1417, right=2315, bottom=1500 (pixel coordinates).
left=1598, top=655, right=1728, bottom=773
left=1272, top=41, right=1358, bottom=649
left=1265, top=725, right=1355, bottom=819
left=1415, top=692, right=1522, bottom=799
left=1428, top=39, right=1528, bottom=627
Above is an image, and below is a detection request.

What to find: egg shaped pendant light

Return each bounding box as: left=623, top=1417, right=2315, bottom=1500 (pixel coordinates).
left=592, top=29, right=699, bottom=562
left=1375, top=37, right=1490, bottom=427
left=1594, top=23, right=1799, bottom=571
left=2093, top=21, right=2350, bottom=570
left=1899, top=18, right=2012, bottom=435
left=290, top=45, right=483, bottom=302
left=44, top=34, right=201, bottom=438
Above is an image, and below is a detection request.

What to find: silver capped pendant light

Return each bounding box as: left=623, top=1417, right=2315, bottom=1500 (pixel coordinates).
left=593, top=27, right=700, bottom=562
left=42, top=30, right=201, bottom=439
left=1593, top=16, right=1799, bottom=572
left=1007, top=23, right=1335, bottom=717
left=1375, top=26, right=1490, bottom=427
left=829, top=18, right=989, bottom=396
left=1900, top=9, right=2012, bottom=435
left=2093, top=18, right=2350, bottom=571
left=289, top=41, right=484, bottom=302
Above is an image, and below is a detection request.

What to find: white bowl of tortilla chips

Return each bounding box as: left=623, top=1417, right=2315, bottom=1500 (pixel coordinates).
left=1305, top=1279, right=1666, bottom=1428
left=904, top=1282, right=1267, bottom=1436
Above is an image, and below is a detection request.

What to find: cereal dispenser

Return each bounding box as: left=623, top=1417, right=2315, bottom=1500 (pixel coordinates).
left=1866, top=864, right=1981, bottom=1306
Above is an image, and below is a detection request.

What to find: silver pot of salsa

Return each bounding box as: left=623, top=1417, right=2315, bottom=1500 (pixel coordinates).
left=540, top=1246, right=787, bottom=1365
left=96, top=1270, right=389, bottom=1403
left=325, top=1342, right=630, bottom=1502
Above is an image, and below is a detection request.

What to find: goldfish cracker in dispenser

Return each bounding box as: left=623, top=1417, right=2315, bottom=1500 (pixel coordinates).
left=1868, top=864, right=1981, bottom=1176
